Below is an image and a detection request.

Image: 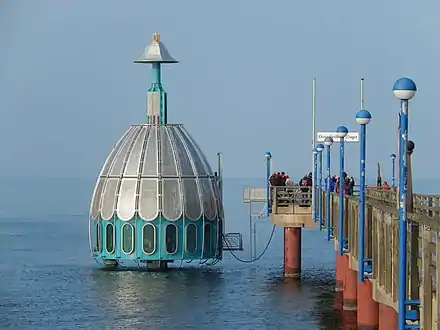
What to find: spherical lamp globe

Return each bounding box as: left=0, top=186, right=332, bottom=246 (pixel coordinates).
left=393, top=77, right=417, bottom=100
left=324, top=137, right=333, bottom=147
left=335, top=125, right=348, bottom=138
left=355, top=109, right=372, bottom=125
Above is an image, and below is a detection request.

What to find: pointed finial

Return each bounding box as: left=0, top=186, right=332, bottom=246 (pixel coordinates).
left=152, top=32, right=160, bottom=42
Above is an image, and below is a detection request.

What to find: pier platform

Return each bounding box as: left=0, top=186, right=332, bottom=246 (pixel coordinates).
left=324, top=188, right=440, bottom=329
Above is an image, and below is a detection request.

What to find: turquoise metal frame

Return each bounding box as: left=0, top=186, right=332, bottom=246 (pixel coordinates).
left=92, top=216, right=221, bottom=263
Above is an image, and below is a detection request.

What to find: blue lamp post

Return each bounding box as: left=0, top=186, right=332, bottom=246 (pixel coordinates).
left=316, top=143, right=324, bottom=229
left=265, top=152, right=272, bottom=217
left=356, top=109, right=372, bottom=282
left=393, top=77, right=417, bottom=329
left=312, top=148, right=318, bottom=222
left=336, top=125, right=348, bottom=255
left=324, top=137, right=333, bottom=240
left=390, top=153, right=396, bottom=187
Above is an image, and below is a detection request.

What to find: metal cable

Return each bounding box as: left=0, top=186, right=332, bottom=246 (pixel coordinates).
left=223, top=225, right=276, bottom=263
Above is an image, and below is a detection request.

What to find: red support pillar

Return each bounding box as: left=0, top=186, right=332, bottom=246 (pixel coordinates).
left=341, top=310, right=357, bottom=330
left=284, top=227, right=301, bottom=278
left=378, top=303, right=398, bottom=330
left=343, top=261, right=357, bottom=311
left=333, top=291, right=343, bottom=311
left=357, top=279, right=379, bottom=329
left=335, top=250, right=346, bottom=292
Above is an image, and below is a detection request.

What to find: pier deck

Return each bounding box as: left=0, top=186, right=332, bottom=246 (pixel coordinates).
left=324, top=188, right=440, bottom=329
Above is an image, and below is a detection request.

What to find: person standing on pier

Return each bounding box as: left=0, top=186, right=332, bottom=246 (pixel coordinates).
left=348, top=176, right=355, bottom=195
left=325, top=175, right=336, bottom=192
left=285, top=175, right=294, bottom=186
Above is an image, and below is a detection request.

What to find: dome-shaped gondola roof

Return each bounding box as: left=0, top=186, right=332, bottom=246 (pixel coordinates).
left=89, top=124, right=222, bottom=222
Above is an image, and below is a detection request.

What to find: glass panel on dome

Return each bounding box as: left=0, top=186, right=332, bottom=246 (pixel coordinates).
left=117, top=179, right=137, bottom=221
left=182, top=127, right=215, bottom=174
left=94, top=222, right=101, bottom=253
left=160, top=127, right=178, bottom=176
left=175, top=127, right=207, bottom=176
left=199, top=178, right=215, bottom=220
left=165, top=224, right=178, bottom=254
left=211, top=225, right=218, bottom=254
left=203, top=223, right=211, bottom=253
left=101, top=179, right=119, bottom=220
left=139, top=179, right=158, bottom=220
left=186, top=224, right=197, bottom=254
left=162, top=179, right=182, bottom=220
left=122, top=224, right=134, bottom=254
left=217, top=219, right=223, bottom=251
left=105, top=223, right=115, bottom=253
left=110, top=127, right=139, bottom=176
left=208, top=178, right=219, bottom=218
left=182, top=178, right=202, bottom=220
left=142, top=224, right=156, bottom=254
left=90, top=178, right=105, bottom=219
left=170, top=127, right=195, bottom=176
left=124, top=126, right=148, bottom=176
left=100, top=127, right=133, bottom=176
left=142, top=126, right=158, bottom=176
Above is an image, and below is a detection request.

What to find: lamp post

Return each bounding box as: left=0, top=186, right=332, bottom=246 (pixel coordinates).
left=393, top=77, right=417, bottom=329
left=324, top=137, right=333, bottom=240
left=312, top=148, right=318, bottom=222
left=390, top=153, right=396, bottom=188
left=316, top=144, right=324, bottom=229
left=265, top=152, right=272, bottom=217
left=356, top=109, right=372, bottom=282
left=336, top=125, right=348, bottom=255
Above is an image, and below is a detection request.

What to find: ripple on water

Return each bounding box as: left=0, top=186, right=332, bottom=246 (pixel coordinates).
left=0, top=215, right=344, bottom=329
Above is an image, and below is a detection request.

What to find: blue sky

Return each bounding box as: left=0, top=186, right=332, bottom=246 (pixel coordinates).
left=1, top=0, right=438, bottom=181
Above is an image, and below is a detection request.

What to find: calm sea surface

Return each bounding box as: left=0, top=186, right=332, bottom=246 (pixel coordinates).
left=0, top=177, right=434, bottom=329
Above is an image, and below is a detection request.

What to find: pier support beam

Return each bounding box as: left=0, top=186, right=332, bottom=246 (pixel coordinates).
left=335, top=251, right=346, bottom=292
left=284, top=227, right=301, bottom=278
left=343, top=266, right=357, bottom=311
left=341, top=310, right=357, bottom=330
left=357, top=280, right=378, bottom=329
left=378, top=303, right=397, bottom=329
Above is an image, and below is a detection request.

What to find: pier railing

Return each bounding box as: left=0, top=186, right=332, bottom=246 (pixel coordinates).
left=366, top=188, right=440, bottom=217
left=323, top=190, right=440, bottom=327
left=270, top=186, right=312, bottom=210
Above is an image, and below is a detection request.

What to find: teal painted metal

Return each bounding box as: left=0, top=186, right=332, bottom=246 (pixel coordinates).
left=92, top=216, right=221, bottom=264
left=149, top=63, right=167, bottom=125
left=90, top=34, right=224, bottom=268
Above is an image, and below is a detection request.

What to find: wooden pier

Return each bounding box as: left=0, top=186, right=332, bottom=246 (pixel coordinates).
left=323, top=188, right=440, bottom=329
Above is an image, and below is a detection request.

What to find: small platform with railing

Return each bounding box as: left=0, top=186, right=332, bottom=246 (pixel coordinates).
left=270, top=186, right=315, bottom=228
left=242, top=185, right=316, bottom=229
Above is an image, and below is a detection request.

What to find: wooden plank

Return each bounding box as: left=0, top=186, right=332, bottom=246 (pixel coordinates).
left=436, top=232, right=440, bottom=327
left=409, top=221, right=420, bottom=307
left=333, top=195, right=339, bottom=241
left=408, top=213, right=440, bottom=231
left=392, top=213, right=398, bottom=302
left=378, top=209, right=385, bottom=287
left=343, top=198, right=349, bottom=249
left=371, top=205, right=378, bottom=279
left=353, top=201, right=359, bottom=259
left=421, top=225, right=433, bottom=329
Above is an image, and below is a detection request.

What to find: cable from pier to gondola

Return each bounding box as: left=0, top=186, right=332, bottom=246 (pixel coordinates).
left=222, top=225, right=276, bottom=263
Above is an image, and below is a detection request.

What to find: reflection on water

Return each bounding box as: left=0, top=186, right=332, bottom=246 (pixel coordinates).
left=89, top=268, right=226, bottom=329
left=0, top=178, right=367, bottom=329
left=0, top=216, right=350, bottom=329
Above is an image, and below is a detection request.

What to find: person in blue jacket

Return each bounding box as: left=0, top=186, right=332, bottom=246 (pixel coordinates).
left=325, top=175, right=336, bottom=192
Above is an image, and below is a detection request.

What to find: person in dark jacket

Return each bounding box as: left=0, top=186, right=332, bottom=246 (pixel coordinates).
left=348, top=176, right=355, bottom=195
